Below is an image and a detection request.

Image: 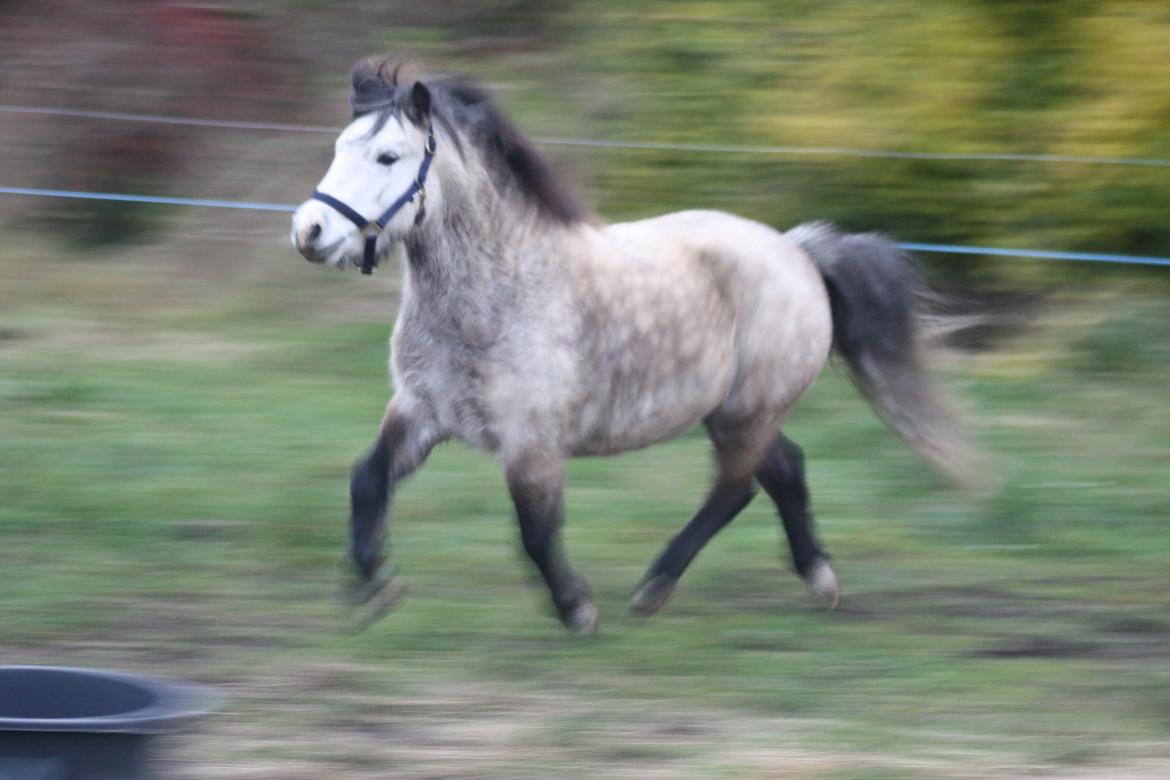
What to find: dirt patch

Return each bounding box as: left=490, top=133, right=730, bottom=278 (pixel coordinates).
left=973, top=631, right=1170, bottom=662
left=841, top=585, right=1068, bottom=622
left=808, top=578, right=1170, bottom=664
left=971, top=636, right=1100, bottom=659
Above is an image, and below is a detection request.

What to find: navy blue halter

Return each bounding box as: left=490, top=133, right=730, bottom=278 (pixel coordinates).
left=311, top=123, right=436, bottom=275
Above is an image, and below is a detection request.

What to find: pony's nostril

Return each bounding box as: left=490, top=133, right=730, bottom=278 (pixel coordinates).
left=308, top=223, right=323, bottom=242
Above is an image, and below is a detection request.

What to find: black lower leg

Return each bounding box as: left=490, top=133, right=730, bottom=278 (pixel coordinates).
left=349, top=410, right=437, bottom=583
left=754, top=434, right=826, bottom=576
left=508, top=465, right=591, bottom=624
left=518, top=514, right=589, bottom=619
left=349, top=439, right=392, bottom=580
left=639, top=477, right=756, bottom=584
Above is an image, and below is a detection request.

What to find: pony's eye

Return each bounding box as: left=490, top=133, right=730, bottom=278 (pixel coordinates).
left=376, top=152, right=399, bottom=166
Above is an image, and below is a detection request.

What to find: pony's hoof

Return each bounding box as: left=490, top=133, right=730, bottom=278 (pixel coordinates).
left=345, top=570, right=409, bottom=632
left=802, top=559, right=840, bottom=609
left=625, top=574, right=677, bottom=619
left=561, top=600, right=599, bottom=635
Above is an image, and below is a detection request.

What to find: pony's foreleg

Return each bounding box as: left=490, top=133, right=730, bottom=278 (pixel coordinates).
left=755, top=433, right=839, bottom=607
left=347, top=398, right=439, bottom=612
left=626, top=475, right=756, bottom=618
left=505, top=454, right=598, bottom=634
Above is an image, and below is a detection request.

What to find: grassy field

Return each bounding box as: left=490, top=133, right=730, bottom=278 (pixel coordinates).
left=2, top=232, right=1169, bottom=778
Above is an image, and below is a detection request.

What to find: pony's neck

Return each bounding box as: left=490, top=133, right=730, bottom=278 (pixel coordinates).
left=398, top=170, right=554, bottom=340
left=402, top=161, right=558, bottom=293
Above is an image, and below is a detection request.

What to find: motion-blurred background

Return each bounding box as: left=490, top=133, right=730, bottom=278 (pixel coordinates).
left=1, top=2, right=1168, bottom=778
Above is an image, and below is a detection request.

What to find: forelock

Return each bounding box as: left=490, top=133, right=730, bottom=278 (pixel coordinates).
left=349, top=57, right=418, bottom=118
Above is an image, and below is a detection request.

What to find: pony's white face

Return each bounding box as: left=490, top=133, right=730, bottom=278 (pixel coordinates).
left=291, top=110, right=432, bottom=269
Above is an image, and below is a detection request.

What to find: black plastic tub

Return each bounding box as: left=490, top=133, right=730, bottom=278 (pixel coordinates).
left=0, top=666, right=219, bottom=780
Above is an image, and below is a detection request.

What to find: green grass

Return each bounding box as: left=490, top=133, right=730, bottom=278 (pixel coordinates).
left=2, top=248, right=1168, bottom=777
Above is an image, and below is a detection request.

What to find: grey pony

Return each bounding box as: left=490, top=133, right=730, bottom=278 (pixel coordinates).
left=290, top=58, right=979, bottom=633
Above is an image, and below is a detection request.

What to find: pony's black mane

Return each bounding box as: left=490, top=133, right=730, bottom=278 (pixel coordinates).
left=349, top=58, right=586, bottom=225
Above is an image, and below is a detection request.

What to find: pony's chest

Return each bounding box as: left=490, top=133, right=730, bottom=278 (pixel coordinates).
left=390, top=321, right=495, bottom=445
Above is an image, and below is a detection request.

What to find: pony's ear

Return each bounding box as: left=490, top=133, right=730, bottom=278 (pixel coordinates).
left=407, top=81, right=432, bottom=125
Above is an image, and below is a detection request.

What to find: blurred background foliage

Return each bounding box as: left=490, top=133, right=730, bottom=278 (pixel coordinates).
left=2, top=0, right=1170, bottom=273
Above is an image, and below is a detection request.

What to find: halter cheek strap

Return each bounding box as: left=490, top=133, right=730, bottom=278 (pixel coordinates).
left=310, top=123, right=436, bottom=275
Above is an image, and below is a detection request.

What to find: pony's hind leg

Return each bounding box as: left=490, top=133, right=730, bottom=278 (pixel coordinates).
left=626, top=418, right=764, bottom=618
left=755, top=433, right=839, bottom=607
left=506, top=453, right=597, bottom=634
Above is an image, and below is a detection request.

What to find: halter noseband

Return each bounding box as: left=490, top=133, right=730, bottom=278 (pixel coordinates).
left=311, top=123, right=436, bottom=275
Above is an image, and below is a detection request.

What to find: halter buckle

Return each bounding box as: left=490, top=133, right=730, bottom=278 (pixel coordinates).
left=360, top=222, right=382, bottom=239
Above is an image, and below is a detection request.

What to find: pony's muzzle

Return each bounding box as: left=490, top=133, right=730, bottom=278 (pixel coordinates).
left=294, top=222, right=324, bottom=257
left=292, top=202, right=348, bottom=264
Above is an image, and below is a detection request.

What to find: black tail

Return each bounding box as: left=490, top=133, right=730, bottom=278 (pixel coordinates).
left=787, top=221, right=984, bottom=488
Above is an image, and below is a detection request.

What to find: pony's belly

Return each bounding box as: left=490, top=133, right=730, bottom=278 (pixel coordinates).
left=569, top=414, right=702, bottom=457
left=568, top=360, right=735, bottom=456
